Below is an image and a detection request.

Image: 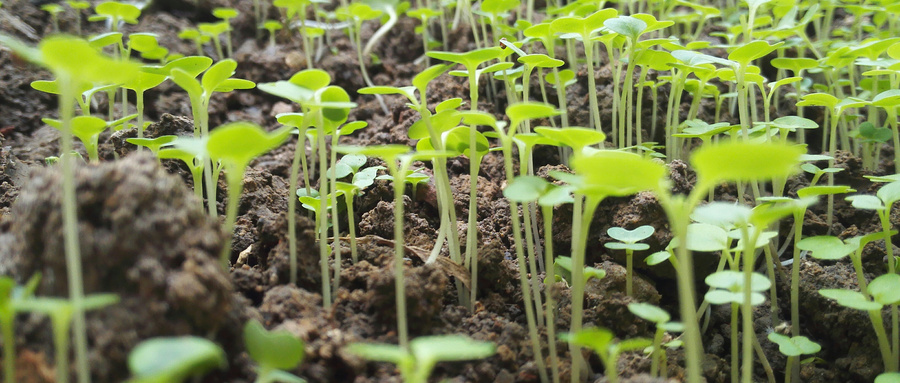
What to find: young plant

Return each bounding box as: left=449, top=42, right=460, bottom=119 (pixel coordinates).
left=127, top=135, right=178, bottom=157
left=605, top=225, right=654, bottom=297
left=170, top=59, right=255, bottom=218
left=262, top=20, right=283, bottom=50
left=504, top=175, right=574, bottom=383
left=0, top=34, right=140, bottom=383
left=42, top=116, right=109, bottom=162
left=244, top=319, right=306, bottom=383
left=0, top=274, right=40, bottom=383
left=564, top=327, right=652, bottom=383
left=207, top=122, right=292, bottom=267
left=17, top=294, right=119, bottom=383
left=42, top=3, right=64, bottom=33
left=66, top=1, right=91, bottom=35
left=158, top=144, right=206, bottom=202
left=212, top=8, right=239, bottom=58
left=121, top=71, right=167, bottom=147
left=198, top=22, right=231, bottom=60
left=337, top=145, right=450, bottom=349
left=819, top=273, right=900, bottom=372
left=550, top=9, right=618, bottom=132
left=627, top=303, right=682, bottom=379
left=333, top=156, right=384, bottom=264
left=767, top=333, right=821, bottom=383
left=126, top=337, right=227, bottom=383
left=347, top=335, right=496, bottom=383
left=89, top=1, right=140, bottom=33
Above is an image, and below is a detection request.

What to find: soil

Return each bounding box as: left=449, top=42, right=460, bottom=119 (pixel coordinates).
left=0, top=1, right=896, bottom=383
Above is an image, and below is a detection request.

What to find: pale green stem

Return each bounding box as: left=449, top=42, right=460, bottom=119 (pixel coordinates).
left=347, top=193, right=359, bottom=264
left=331, top=133, right=342, bottom=295
left=288, top=131, right=305, bottom=284
left=2, top=310, right=15, bottom=383
left=317, top=118, right=331, bottom=308
left=221, top=167, right=243, bottom=266
left=542, top=205, right=561, bottom=383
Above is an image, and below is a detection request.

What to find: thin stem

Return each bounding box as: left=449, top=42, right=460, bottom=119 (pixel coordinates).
left=221, top=169, right=243, bottom=266
left=542, top=205, right=561, bottom=383
left=288, top=132, right=305, bottom=284
left=331, top=133, right=342, bottom=296
left=317, top=119, right=331, bottom=308
left=391, top=160, right=411, bottom=350
left=347, top=193, right=359, bottom=264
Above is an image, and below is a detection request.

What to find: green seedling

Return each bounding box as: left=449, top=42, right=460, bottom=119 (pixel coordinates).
left=212, top=8, right=239, bottom=58
left=90, top=1, right=140, bottom=32
left=377, top=169, right=428, bottom=199
left=337, top=145, right=451, bottom=349
left=767, top=333, right=821, bottom=383
left=0, top=274, right=40, bottom=383
left=179, top=29, right=212, bottom=56
left=362, top=0, right=410, bottom=62
left=336, top=4, right=383, bottom=111
left=407, top=8, right=442, bottom=67
left=553, top=256, right=607, bottom=285
left=462, top=104, right=559, bottom=383
left=43, top=116, right=108, bottom=162
left=333, top=157, right=384, bottom=264
left=504, top=175, right=573, bottom=383
left=604, top=14, right=673, bottom=148
left=0, top=34, right=140, bottom=383
left=628, top=303, right=683, bottom=379
left=262, top=20, right=283, bottom=50
left=66, top=1, right=91, bottom=35
left=347, top=335, right=496, bottom=383
left=17, top=294, right=119, bottom=383
left=564, top=150, right=666, bottom=383
left=158, top=143, right=206, bottom=202
left=819, top=273, right=900, bottom=372
left=199, top=22, right=231, bottom=60
left=127, top=135, right=177, bottom=157
left=127, top=33, right=169, bottom=62
left=705, top=270, right=772, bottom=383
left=122, top=71, right=167, bottom=147
left=605, top=225, right=654, bottom=297
left=877, top=372, right=900, bottom=383
left=171, top=59, right=254, bottom=218
left=852, top=122, right=892, bottom=171
left=244, top=320, right=306, bottom=383
left=871, top=90, right=900, bottom=173
left=550, top=9, right=618, bottom=132
left=846, top=181, right=900, bottom=274
left=633, top=50, right=676, bottom=147
left=42, top=4, right=64, bottom=33
left=207, top=122, right=292, bottom=266
left=563, top=327, right=652, bottom=383
left=126, top=336, right=227, bottom=383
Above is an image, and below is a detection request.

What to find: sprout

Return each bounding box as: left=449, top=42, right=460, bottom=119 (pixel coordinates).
left=605, top=225, right=654, bottom=297
left=244, top=320, right=306, bottom=383
left=212, top=8, right=239, bottom=58
left=0, top=274, right=40, bottom=383
left=767, top=332, right=821, bottom=383
left=262, top=20, right=283, bottom=50
left=563, top=328, right=652, bottom=383
left=127, top=135, right=177, bottom=157
left=126, top=337, right=226, bottom=383
left=90, top=1, right=141, bottom=32
left=207, top=122, right=292, bottom=266
left=628, top=303, right=683, bottom=379
left=347, top=335, right=495, bottom=383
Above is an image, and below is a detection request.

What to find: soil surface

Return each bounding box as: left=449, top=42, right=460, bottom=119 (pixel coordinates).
left=0, top=1, right=896, bottom=383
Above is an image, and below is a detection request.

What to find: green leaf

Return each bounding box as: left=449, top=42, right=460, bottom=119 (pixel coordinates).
left=868, top=274, right=900, bottom=306
left=705, top=270, right=771, bottom=292
left=876, top=372, right=900, bottom=383
left=336, top=145, right=409, bottom=161
left=877, top=181, right=900, bottom=207
left=691, top=142, right=803, bottom=184
left=603, top=16, right=647, bottom=41
left=627, top=302, right=670, bottom=324
left=213, top=7, right=238, bottom=20
left=545, top=69, right=576, bottom=87
left=770, top=57, right=818, bottom=74
left=684, top=223, right=729, bottom=252
left=846, top=194, right=885, bottom=211
left=534, top=126, right=605, bottom=151
left=123, top=70, right=167, bottom=93
left=207, top=123, right=291, bottom=170
left=644, top=251, right=671, bottom=266
left=607, top=225, right=654, bottom=243
left=771, top=116, right=818, bottom=131
left=127, top=337, right=226, bottom=383
left=796, top=93, right=839, bottom=109
left=506, top=102, right=560, bottom=131
left=566, top=327, right=614, bottom=357
left=797, top=236, right=857, bottom=260
left=569, top=151, right=666, bottom=197
left=505, top=176, right=550, bottom=202
left=443, top=126, right=489, bottom=157
left=95, top=1, right=141, bottom=24
left=518, top=54, right=565, bottom=68
left=767, top=333, right=821, bottom=357
left=202, top=59, right=238, bottom=94
left=410, top=335, right=496, bottom=365
left=244, top=319, right=304, bottom=371
left=171, top=69, right=203, bottom=99
left=819, top=289, right=882, bottom=311
left=346, top=343, right=409, bottom=365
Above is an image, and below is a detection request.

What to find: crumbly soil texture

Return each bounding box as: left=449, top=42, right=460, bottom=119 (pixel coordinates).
left=0, top=1, right=895, bottom=383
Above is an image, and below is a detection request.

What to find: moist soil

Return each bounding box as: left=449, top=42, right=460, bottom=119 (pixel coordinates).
left=0, top=1, right=896, bottom=382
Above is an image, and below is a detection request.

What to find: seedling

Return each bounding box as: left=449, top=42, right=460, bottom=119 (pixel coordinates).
left=333, top=157, right=384, bottom=264
left=171, top=59, right=255, bottom=217
left=347, top=335, right=496, bottom=383
left=504, top=175, right=573, bottom=383
left=178, top=29, right=211, bottom=56
left=207, top=122, right=292, bottom=266
left=126, top=336, right=227, bottom=383
left=0, top=35, right=140, bottom=383
left=767, top=333, right=821, bottom=383
left=377, top=169, right=429, bottom=199
left=42, top=4, right=64, bottom=33
left=158, top=144, right=206, bottom=202
left=43, top=116, right=108, bottom=162
left=66, top=1, right=91, bottom=35
left=628, top=303, right=683, bottom=379
left=17, top=294, right=119, bottom=383
left=244, top=320, right=306, bottom=383
left=127, top=33, right=169, bottom=62
left=406, top=8, right=442, bottom=67
left=89, top=1, right=140, bottom=32
left=819, top=273, right=900, bottom=372
left=122, top=71, right=167, bottom=147
left=262, top=20, right=283, bottom=50
left=563, top=327, right=652, bottom=383
left=212, top=8, right=239, bottom=58
left=550, top=9, right=618, bottom=132
left=0, top=274, right=40, bottom=383
left=871, top=90, right=900, bottom=173
left=605, top=225, right=654, bottom=297
left=127, top=135, right=177, bottom=157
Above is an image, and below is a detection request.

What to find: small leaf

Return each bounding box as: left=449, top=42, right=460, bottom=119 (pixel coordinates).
left=627, top=302, right=670, bottom=324
left=819, top=289, right=882, bottom=311
left=346, top=343, right=409, bottom=365
left=846, top=194, right=885, bottom=210
left=127, top=337, right=226, bottom=383
left=691, top=142, right=803, bottom=184
left=607, top=225, right=654, bottom=243
left=797, top=236, right=857, bottom=260
left=244, top=320, right=304, bottom=371
left=877, top=181, right=900, bottom=207
left=767, top=333, right=821, bottom=357
left=868, top=274, right=900, bottom=306
left=410, top=335, right=496, bottom=364
left=603, top=16, right=647, bottom=41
